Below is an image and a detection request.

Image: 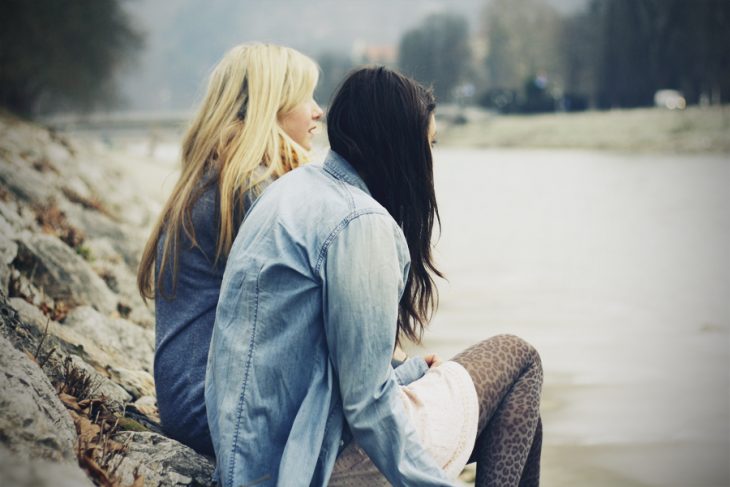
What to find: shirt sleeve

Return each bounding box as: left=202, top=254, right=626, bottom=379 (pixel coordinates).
left=393, top=357, right=430, bottom=386
left=321, top=212, right=453, bottom=486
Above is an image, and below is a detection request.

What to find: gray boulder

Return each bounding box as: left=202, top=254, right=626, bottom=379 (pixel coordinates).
left=0, top=214, right=18, bottom=257
left=0, top=152, right=59, bottom=205
left=0, top=199, right=35, bottom=234
left=88, top=247, right=154, bottom=328
left=106, top=366, right=156, bottom=400
left=0, top=262, right=10, bottom=299
left=13, top=233, right=117, bottom=314
left=0, top=446, right=95, bottom=487
left=73, top=149, right=162, bottom=229
left=0, top=214, right=18, bottom=295
left=0, top=333, right=77, bottom=464
left=7, top=297, right=115, bottom=371
left=7, top=298, right=152, bottom=402
left=58, top=198, right=144, bottom=270
left=64, top=306, right=154, bottom=373
left=66, top=354, right=133, bottom=406
left=113, top=432, right=215, bottom=487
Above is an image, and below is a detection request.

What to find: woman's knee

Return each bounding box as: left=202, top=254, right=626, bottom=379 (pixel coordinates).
left=485, top=334, right=542, bottom=371
left=489, top=333, right=537, bottom=353
left=453, top=334, right=543, bottom=378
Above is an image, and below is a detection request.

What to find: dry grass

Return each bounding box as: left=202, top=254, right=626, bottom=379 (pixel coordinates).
left=54, top=357, right=144, bottom=487
left=62, top=187, right=116, bottom=221
left=6, top=295, right=144, bottom=486
left=31, top=157, right=59, bottom=174
left=32, top=200, right=85, bottom=249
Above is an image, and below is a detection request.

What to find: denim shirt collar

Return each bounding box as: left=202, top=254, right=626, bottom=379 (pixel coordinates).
left=323, top=150, right=371, bottom=196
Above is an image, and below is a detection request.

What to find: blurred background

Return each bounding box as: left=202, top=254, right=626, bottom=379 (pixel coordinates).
left=1, top=1, right=728, bottom=486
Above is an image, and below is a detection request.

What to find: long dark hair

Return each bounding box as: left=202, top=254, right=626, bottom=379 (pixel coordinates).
left=327, top=66, right=442, bottom=344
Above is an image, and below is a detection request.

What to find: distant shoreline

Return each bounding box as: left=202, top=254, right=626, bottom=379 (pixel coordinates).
left=439, top=106, right=730, bottom=154
left=38, top=105, right=730, bottom=155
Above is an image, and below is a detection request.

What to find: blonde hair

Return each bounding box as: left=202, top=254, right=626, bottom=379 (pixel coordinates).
left=138, top=43, right=319, bottom=300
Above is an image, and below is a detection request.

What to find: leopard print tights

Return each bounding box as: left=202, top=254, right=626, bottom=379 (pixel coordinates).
left=452, top=334, right=543, bottom=487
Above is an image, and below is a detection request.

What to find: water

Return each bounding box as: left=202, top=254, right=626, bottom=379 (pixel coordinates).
left=415, top=148, right=730, bottom=486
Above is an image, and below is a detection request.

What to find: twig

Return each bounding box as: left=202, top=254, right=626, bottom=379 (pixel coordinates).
left=33, top=316, right=51, bottom=360
left=38, top=346, right=55, bottom=369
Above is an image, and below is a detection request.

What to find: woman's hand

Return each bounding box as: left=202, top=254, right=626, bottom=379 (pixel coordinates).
left=393, top=345, right=408, bottom=362
left=424, top=353, right=443, bottom=368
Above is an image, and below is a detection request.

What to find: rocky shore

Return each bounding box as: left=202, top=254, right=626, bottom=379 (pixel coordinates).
left=0, top=113, right=214, bottom=486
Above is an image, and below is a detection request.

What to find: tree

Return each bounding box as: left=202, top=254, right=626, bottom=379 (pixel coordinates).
left=560, top=3, right=601, bottom=106
left=0, top=0, right=143, bottom=116
left=582, top=0, right=730, bottom=108
left=650, top=0, right=730, bottom=105
left=482, top=0, right=563, bottom=91
left=592, top=0, right=657, bottom=108
left=398, top=13, right=472, bottom=102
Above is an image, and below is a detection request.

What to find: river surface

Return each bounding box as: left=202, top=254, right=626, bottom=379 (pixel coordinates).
left=120, top=138, right=729, bottom=486
left=418, top=148, right=729, bottom=487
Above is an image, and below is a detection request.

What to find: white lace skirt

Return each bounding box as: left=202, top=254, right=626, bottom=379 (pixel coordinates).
left=329, top=361, right=479, bottom=485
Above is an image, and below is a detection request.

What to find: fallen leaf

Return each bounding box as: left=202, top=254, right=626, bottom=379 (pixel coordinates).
left=59, top=392, right=81, bottom=411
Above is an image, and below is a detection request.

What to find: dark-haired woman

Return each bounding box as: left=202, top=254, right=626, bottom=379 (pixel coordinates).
left=206, top=66, right=543, bottom=486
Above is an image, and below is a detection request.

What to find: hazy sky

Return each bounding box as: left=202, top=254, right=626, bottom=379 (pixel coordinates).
left=119, top=0, right=588, bottom=111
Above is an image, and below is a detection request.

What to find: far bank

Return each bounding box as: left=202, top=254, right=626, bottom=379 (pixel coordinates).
left=438, top=106, right=730, bottom=154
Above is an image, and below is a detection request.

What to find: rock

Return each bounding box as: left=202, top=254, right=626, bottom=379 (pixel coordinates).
left=59, top=198, right=144, bottom=270
left=1, top=296, right=52, bottom=357
left=133, top=395, right=158, bottom=415
left=67, top=354, right=132, bottom=406
left=1, top=264, right=11, bottom=297
left=127, top=305, right=154, bottom=329
left=89, top=254, right=154, bottom=328
left=6, top=297, right=138, bottom=401
left=44, top=136, right=74, bottom=168
left=73, top=150, right=160, bottom=229
left=0, top=214, right=18, bottom=256
left=125, top=395, right=163, bottom=435
left=13, top=233, right=117, bottom=314
left=0, top=333, right=77, bottom=464
left=64, top=306, right=154, bottom=373
left=0, top=116, right=221, bottom=487
left=130, top=395, right=161, bottom=429
left=0, top=214, right=18, bottom=295
left=0, top=152, right=59, bottom=205
left=84, top=237, right=123, bottom=264
left=7, top=269, right=56, bottom=311
left=113, top=432, right=215, bottom=487
left=0, top=446, right=95, bottom=487
left=106, top=366, right=156, bottom=399
left=6, top=298, right=153, bottom=403
left=62, top=175, right=95, bottom=204
left=0, top=215, right=18, bottom=296
left=8, top=297, right=107, bottom=366
left=0, top=199, right=35, bottom=235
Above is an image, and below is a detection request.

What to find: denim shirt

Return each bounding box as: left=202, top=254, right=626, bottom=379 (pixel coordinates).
left=205, top=151, right=453, bottom=486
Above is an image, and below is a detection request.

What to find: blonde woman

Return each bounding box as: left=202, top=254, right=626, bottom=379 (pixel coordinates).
left=137, top=43, right=322, bottom=455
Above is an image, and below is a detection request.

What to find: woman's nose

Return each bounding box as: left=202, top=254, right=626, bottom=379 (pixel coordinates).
left=313, top=102, right=324, bottom=120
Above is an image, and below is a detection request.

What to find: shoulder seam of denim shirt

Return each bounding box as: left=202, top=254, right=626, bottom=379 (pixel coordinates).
left=314, top=207, right=388, bottom=275
left=227, top=262, right=264, bottom=486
